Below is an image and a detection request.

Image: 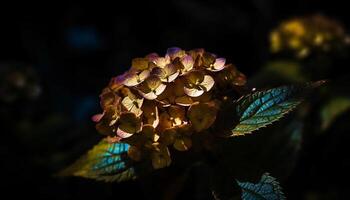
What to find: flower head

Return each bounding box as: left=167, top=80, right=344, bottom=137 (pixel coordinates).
left=93, top=47, right=247, bottom=169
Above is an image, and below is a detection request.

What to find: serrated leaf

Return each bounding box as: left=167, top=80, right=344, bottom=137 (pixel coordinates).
left=231, top=83, right=317, bottom=136
left=236, top=173, right=286, bottom=200
left=59, top=140, right=136, bottom=182
left=321, top=96, right=350, bottom=130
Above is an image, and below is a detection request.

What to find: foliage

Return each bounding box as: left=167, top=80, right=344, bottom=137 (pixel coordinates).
left=237, top=173, right=286, bottom=200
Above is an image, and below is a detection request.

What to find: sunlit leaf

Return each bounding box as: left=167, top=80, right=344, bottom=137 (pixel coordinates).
left=236, top=173, right=286, bottom=200
left=232, top=82, right=323, bottom=136
left=321, top=96, right=350, bottom=130
left=59, top=140, right=136, bottom=182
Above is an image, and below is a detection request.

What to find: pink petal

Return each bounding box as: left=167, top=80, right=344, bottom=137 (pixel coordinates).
left=116, top=128, right=133, bottom=138
left=209, top=58, right=226, bottom=72
left=91, top=113, right=104, bottom=122
left=181, top=55, right=194, bottom=74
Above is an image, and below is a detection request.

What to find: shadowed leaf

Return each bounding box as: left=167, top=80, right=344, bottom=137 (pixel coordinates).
left=321, top=96, right=350, bottom=130
left=237, top=173, right=286, bottom=200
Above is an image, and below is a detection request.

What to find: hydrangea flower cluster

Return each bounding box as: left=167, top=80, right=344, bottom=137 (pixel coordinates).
left=270, top=15, right=348, bottom=58
left=92, top=47, right=246, bottom=169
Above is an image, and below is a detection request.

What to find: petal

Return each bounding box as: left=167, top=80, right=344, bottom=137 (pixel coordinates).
left=166, top=47, right=185, bottom=60
left=109, top=73, right=127, bottom=90
left=151, top=146, right=171, bottom=169
left=146, top=53, right=159, bottom=62
left=96, top=122, right=115, bottom=136
left=119, top=112, right=142, bottom=134
left=116, top=128, right=134, bottom=138
left=175, top=96, right=193, bottom=106
left=123, top=73, right=141, bottom=87
left=145, top=75, right=162, bottom=90
left=201, top=75, right=215, bottom=91
left=202, top=52, right=216, bottom=67
left=154, top=56, right=170, bottom=68
left=140, top=91, right=158, bottom=100
left=92, top=113, right=104, bottom=122
left=208, top=58, right=226, bottom=72
left=166, top=71, right=179, bottom=82
left=121, top=96, right=144, bottom=115
left=160, top=128, right=177, bottom=145
left=151, top=67, right=167, bottom=79
left=139, top=70, right=151, bottom=81
left=173, top=137, right=192, bottom=151
left=141, top=125, right=159, bottom=142
left=163, top=64, right=179, bottom=82
left=127, top=146, right=142, bottom=161
left=132, top=58, right=149, bottom=70
left=100, top=90, right=120, bottom=109
left=158, top=112, right=173, bottom=132
left=180, top=55, right=194, bottom=73
left=106, top=135, right=122, bottom=143
left=154, top=83, right=167, bottom=95
left=184, top=86, right=204, bottom=97
left=186, top=71, right=204, bottom=84
left=142, top=101, right=160, bottom=128
left=168, top=106, right=186, bottom=126
left=187, top=102, right=218, bottom=132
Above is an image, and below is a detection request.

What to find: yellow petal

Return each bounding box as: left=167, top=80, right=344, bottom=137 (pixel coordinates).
left=173, top=137, right=192, bottom=151
left=202, top=52, right=216, bottom=67
left=100, top=90, right=120, bottom=110
left=168, top=105, right=186, bottom=126
left=140, top=91, right=158, bottom=100
left=154, top=55, right=170, bottom=68
left=151, top=146, right=171, bottom=169
left=186, top=71, right=204, bottom=84
left=145, top=75, right=162, bottom=90
left=175, top=96, right=193, bottom=106
left=201, top=75, right=215, bottom=91
left=154, top=83, right=167, bottom=95
left=142, top=101, right=160, bottom=127
left=118, top=112, right=142, bottom=134
left=123, top=70, right=150, bottom=86
left=121, top=95, right=144, bottom=116
left=188, top=102, right=218, bottom=132
left=132, top=58, right=149, bottom=70
left=160, top=128, right=176, bottom=145
left=184, top=86, right=204, bottom=97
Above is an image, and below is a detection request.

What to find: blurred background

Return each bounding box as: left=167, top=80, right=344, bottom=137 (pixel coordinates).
left=0, top=1, right=349, bottom=199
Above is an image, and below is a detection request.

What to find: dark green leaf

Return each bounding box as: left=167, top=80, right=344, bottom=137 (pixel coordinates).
left=237, top=173, right=286, bottom=200
left=321, top=96, right=350, bottom=130
left=59, top=139, right=136, bottom=182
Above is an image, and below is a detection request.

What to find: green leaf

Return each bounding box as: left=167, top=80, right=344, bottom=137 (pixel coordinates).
left=236, top=173, right=286, bottom=200
left=231, top=82, right=322, bottom=136
left=59, top=140, right=136, bottom=182
left=321, top=96, right=350, bottom=130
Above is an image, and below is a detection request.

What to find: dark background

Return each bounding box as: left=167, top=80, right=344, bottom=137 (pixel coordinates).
left=0, top=1, right=349, bottom=199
